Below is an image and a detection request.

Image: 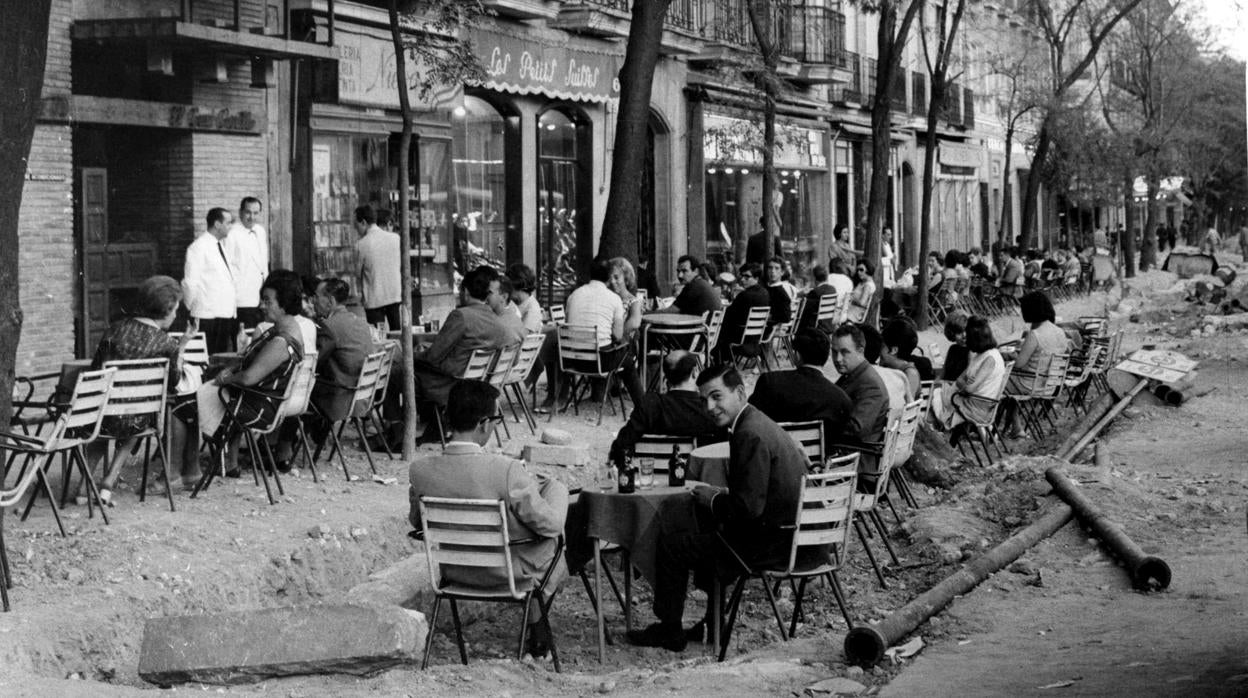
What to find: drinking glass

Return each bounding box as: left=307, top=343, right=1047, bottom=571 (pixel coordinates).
left=598, top=465, right=616, bottom=492
left=638, top=459, right=655, bottom=489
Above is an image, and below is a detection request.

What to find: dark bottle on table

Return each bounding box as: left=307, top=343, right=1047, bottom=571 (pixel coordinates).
left=616, top=451, right=636, bottom=494
left=668, top=445, right=687, bottom=487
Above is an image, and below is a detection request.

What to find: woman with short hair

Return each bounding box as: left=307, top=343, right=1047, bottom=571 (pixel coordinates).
left=89, top=275, right=200, bottom=501
left=931, top=316, right=1007, bottom=432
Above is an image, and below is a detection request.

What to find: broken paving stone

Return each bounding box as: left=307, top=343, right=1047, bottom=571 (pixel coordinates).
left=540, top=428, right=574, bottom=446
left=806, top=677, right=867, bottom=695
left=1008, top=560, right=1037, bottom=576
left=138, top=604, right=426, bottom=686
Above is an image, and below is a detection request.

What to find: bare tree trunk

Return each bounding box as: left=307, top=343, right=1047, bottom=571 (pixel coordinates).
left=599, top=0, right=671, bottom=260
left=0, top=0, right=52, bottom=428
left=1121, top=176, right=1136, bottom=278
left=389, top=0, right=417, bottom=459
left=1141, top=177, right=1160, bottom=271
left=1019, top=122, right=1052, bottom=249
left=746, top=0, right=780, bottom=261
left=1000, top=122, right=1015, bottom=244
left=916, top=108, right=939, bottom=329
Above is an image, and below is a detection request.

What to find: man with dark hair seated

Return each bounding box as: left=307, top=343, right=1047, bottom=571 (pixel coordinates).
left=860, top=322, right=918, bottom=412
left=653, top=254, right=721, bottom=318
left=830, top=323, right=889, bottom=483
left=627, top=363, right=808, bottom=652
left=379, top=265, right=518, bottom=447
left=712, top=262, right=771, bottom=363
left=881, top=318, right=934, bottom=381
left=608, top=350, right=722, bottom=461
left=797, top=265, right=839, bottom=334
left=749, top=328, right=852, bottom=443
left=311, top=277, right=375, bottom=417
left=408, top=380, right=569, bottom=659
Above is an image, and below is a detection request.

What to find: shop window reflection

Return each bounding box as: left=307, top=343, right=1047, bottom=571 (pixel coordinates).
left=452, top=96, right=508, bottom=273
left=537, top=108, right=589, bottom=307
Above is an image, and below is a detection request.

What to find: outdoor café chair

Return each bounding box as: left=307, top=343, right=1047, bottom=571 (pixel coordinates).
left=703, top=309, right=725, bottom=366
left=777, top=421, right=824, bottom=472
left=418, top=496, right=564, bottom=671
left=728, top=306, right=771, bottom=371
left=365, top=340, right=398, bottom=460
left=313, top=349, right=387, bottom=479
left=99, top=358, right=175, bottom=511
left=554, top=325, right=628, bottom=426
left=486, top=346, right=517, bottom=447
left=715, top=459, right=859, bottom=661
left=429, top=348, right=498, bottom=445
left=0, top=367, right=116, bottom=536
left=500, top=334, right=545, bottom=435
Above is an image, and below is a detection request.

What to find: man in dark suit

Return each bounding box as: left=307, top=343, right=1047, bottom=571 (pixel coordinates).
left=797, top=265, right=839, bottom=334
left=749, top=328, right=851, bottom=443
left=830, top=323, right=889, bottom=485
left=746, top=216, right=782, bottom=265
left=310, top=277, right=375, bottom=417
left=652, top=255, right=719, bottom=318
left=627, top=364, right=809, bottom=651
left=408, top=380, right=568, bottom=659
left=609, top=350, right=722, bottom=461
left=712, top=262, right=771, bottom=362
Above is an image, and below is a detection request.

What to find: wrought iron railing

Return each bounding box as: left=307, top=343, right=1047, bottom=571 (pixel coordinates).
left=581, top=0, right=629, bottom=11
left=963, top=87, right=975, bottom=128
left=864, top=56, right=877, bottom=103
left=939, top=83, right=961, bottom=123
left=665, top=0, right=704, bottom=33
left=787, top=5, right=846, bottom=65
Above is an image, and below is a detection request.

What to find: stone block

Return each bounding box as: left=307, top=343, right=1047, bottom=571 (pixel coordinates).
left=540, top=427, right=573, bottom=445
left=345, top=552, right=489, bottom=621
left=523, top=442, right=589, bottom=467
left=138, top=604, right=426, bottom=686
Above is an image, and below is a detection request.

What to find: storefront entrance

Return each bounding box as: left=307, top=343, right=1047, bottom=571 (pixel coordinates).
left=536, top=107, right=592, bottom=307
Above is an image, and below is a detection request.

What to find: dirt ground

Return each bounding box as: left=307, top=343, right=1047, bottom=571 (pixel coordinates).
left=2, top=267, right=1245, bottom=696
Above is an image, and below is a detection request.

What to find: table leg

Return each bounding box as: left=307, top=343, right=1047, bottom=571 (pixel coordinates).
left=623, top=550, right=632, bottom=633
left=711, top=579, right=721, bottom=656
left=594, top=538, right=605, bottom=663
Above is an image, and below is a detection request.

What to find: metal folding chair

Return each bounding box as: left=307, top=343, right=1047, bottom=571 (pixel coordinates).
left=313, top=350, right=387, bottom=479
left=715, top=459, right=859, bottom=661
left=99, top=358, right=175, bottom=511
left=553, top=326, right=627, bottom=426
left=777, top=421, right=824, bottom=471
left=419, top=496, right=564, bottom=671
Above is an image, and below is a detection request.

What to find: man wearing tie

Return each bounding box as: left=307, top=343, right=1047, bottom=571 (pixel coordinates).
left=225, top=196, right=269, bottom=329
left=182, top=207, right=238, bottom=353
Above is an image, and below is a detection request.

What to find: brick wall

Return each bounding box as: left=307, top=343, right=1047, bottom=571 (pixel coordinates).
left=16, top=125, right=76, bottom=377
left=15, top=0, right=76, bottom=375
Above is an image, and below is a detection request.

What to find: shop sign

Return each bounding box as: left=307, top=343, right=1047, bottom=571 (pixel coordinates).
left=704, top=114, right=826, bottom=168
left=335, top=28, right=461, bottom=111
left=471, top=27, right=621, bottom=103
left=938, top=141, right=981, bottom=169
left=167, top=105, right=257, bottom=133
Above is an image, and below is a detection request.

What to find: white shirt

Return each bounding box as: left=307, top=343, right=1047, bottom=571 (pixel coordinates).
left=182, top=232, right=237, bottom=319
left=565, top=280, right=624, bottom=346
left=828, top=273, right=854, bottom=298
left=224, top=222, right=269, bottom=308
left=256, top=315, right=316, bottom=355
left=357, top=225, right=403, bottom=309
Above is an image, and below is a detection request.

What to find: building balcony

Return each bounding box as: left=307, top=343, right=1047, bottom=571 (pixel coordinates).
left=479, top=0, right=560, bottom=21
left=550, top=0, right=631, bottom=39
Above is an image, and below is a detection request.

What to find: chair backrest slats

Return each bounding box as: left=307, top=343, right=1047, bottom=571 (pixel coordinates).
left=488, top=347, right=516, bottom=387
left=558, top=325, right=605, bottom=375
left=737, top=306, right=770, bottom=343
left=169, top=332, right=209, bottom=369
left=705, top=309, right=725, bottom=350
left=460, top=348, right=497, bottom=381
left=785, top=466, right=857, bottom=573
left=56, top=368, right=117, bottom=442
left=505, top=333, right=546, bottom=385
left=349, top=351, right=387, bottom=415
left=549, top=304, right=566, bottom=325
left=420, top=497, right=521, bottom=598
left=817, top=292, right=839, bottom=322
left=779, top=421, right=824, bottom=471
left=101, top=359, right=169, bottom=421
left=371, top=341, right=397, bottom=404
left=278, top=355, right=319, bottom=421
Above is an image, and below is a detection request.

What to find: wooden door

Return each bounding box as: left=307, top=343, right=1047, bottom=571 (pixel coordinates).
left=79, top=167, right=158, bottom=355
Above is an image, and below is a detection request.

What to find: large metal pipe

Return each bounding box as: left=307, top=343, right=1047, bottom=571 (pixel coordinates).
left=843, top=503, right=1075, bottom=667
left=1045, top=467, right=1171, bottom=591
left=843, top=376, right=1156, bottom=667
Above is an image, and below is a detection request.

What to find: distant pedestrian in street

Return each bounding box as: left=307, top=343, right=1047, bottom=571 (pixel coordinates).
left=355, top=204, right=403, bottom=331
left=183, top=207, right=238, bottom=354
left=225, top=196, right=269, bottom=330
left=746, top=215, right=783, bottom=266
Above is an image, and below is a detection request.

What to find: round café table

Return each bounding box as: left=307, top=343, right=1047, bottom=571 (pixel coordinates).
left=573, top=481, right=706, bottom=661
left=688, top=442, right=730, bottom=487
left=639, top=313, right=708, bottom=391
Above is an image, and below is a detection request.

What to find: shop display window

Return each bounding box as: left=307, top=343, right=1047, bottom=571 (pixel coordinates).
left=451, top=97, right=508, bottom=273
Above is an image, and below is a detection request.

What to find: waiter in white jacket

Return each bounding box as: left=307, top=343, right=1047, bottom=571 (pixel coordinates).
left=182, top=207, right=238, bottom=354
left=225, top=196, right=269, bottom=329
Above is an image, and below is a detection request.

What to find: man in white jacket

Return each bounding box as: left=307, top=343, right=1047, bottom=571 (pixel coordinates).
left=225, top=196, right=269, bottom=329
left=182, top=207, right=238, bottom=353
